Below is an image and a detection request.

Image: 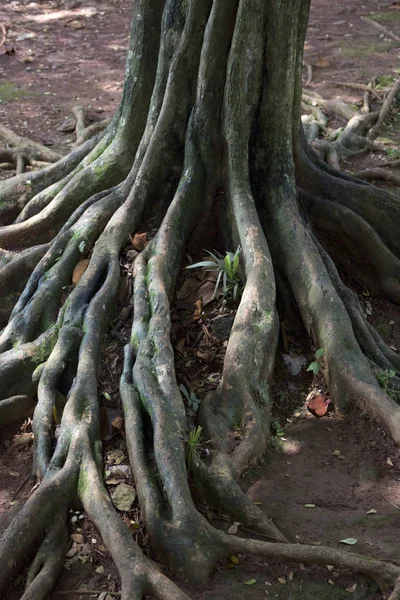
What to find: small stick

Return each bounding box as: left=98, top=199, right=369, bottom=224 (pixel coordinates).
left=9, top=472, right=31, bottom=504
left=384, top=496, right=400, bottom=511
left=360, top=15, right=400, bottom=43
left=369, top=78, right=400, bottom=140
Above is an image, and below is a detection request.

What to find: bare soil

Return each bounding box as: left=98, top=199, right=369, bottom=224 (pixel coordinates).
left=0, top=1, right=400, bottom=599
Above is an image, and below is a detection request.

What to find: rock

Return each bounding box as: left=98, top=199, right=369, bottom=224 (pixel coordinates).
left=211, top=316, right=234, bottom=340
left=111, top=483, right=136, bottom=511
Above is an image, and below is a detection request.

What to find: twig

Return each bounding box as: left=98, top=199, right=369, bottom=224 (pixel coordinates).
left=384, top=496, right=400, bottom=511
left=360, top=15, right=400, bottom=43
left=305, top=62, right=313, bottom=86
left=369, top=79, right=400, bottom=140
left=9, top=472, right=31, bottom=504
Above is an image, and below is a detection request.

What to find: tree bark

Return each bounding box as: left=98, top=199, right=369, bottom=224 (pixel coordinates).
left=1, top=0, right=400, bottom=598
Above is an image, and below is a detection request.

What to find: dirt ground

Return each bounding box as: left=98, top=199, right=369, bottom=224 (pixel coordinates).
left=0, top=0, right=400, bottom=599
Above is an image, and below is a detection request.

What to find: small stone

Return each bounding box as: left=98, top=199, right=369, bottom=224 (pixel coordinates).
left=211, top=316, right=235, bottom=340
left=111, top=483, right=136, bottom=511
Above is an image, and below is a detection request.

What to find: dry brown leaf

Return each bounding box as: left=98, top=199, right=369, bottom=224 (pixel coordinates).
left=129, top=232, right=148, bottom=251
left=111, top=416, right=124, bottom=433
left=72, top=259, right=90, bottom=285
left=196, top=350, right=215, bottom=364
left=175, top=338, right=186, bottom=355
left=193, top=299, right=203, bottom=320
left=316, top=57, right=330, bottom=67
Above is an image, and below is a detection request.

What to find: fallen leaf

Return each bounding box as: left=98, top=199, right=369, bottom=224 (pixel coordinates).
left=254, top=501, right=263, bottom=505
left=175, top=338, right=186, bottom=355
left=193, top=299, right=203, bottom=320
left=304, top=504, right=316, bottom=508
left=306, top=392, right=331, bottom=417
left=71, top=533, right=83, bottom=543
left=288, top=571, right=294, bottom=581
left=95, top=565, right=105, bottom=575
left=328, top=579, right=335, bottom=585
left=65, top=20, right=85, bottom=29
left=277, top=577, right=286, bottom=584
left=230, top=555, right=239, bottom=565
left=244, top=579, right=257, bottom=586
left=332, top=450, right=341, bottom=456
left=366, top=509, right=377, bottom=515
left=129, top=232, right=148, bottom=251
left=326, top=565, right=334, bottom=571
left=387, top=457, right=394, bottom=467
left=346, top=583, right=357, bottom=593
left=316, top=57, right=330, bottom=67
left=72, top=259, right=90, bottom=285
left=9, top=471, right=19, bottom=477
left=340, top=538, right=358, bottom=545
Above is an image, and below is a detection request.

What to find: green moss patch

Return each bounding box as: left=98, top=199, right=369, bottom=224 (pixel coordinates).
left=0, top=82, right=31, bottom=104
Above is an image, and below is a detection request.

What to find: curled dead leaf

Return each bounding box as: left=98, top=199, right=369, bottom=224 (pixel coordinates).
left=72, top=259, right=90, bottom=285
left=129, top=232, right=148, bottom=251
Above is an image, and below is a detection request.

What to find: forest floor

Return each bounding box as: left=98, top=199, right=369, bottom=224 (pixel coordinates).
left=0, top=0, right=400, bottom=599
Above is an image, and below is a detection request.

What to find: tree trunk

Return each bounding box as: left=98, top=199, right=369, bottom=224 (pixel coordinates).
left=1, top=1, right=400, bottom=598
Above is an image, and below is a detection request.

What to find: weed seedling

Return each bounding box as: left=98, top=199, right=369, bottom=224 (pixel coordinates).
left=185, top=426, right=203, bottom=473
left=186, top=246, right=243, bottom=301
left=307, top=348, right=324, bottom=376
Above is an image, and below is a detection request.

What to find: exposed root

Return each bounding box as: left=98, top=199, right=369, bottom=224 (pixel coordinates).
left=369, top=78, right=400, bottom=141
left=1, top=0, right=400, bottom=598
left=353, top=167, right=400, bottom=186
left=360, top=15, right=400, bottom=44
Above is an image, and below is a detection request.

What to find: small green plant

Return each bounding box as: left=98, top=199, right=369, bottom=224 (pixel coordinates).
left=179, top=384, right=200, bottom=414
left=185, top=426, right=203, bottom=473
left=377, top=369, right=396, bottom=391
left=376, top=369, right=400, bottom=402
left=375, top=74, right=395, bottom=88
left=271, top=418, right=285, bottom=438
left=386, top=147, right=400, bottom=160
left=186, top=246, right=243, bottom=301
left=307, top=348, right=324, bottom=377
